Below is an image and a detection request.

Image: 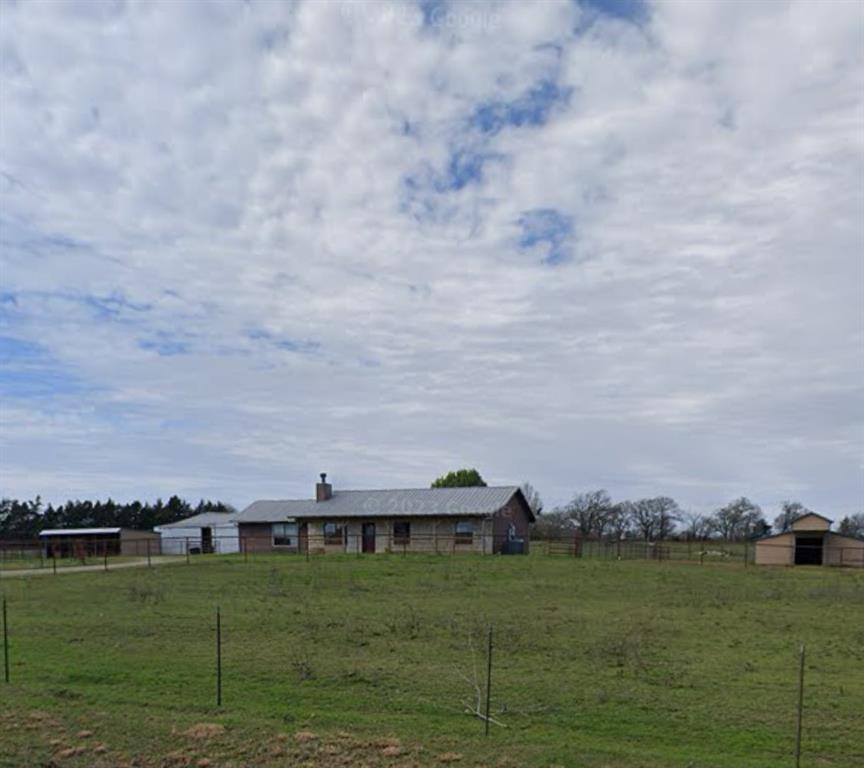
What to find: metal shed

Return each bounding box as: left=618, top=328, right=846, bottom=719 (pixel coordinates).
left=154, top=512, right=239, bottom=555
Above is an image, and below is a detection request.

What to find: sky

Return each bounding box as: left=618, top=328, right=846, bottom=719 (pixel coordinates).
left=0, top=0, right=862, bottom=517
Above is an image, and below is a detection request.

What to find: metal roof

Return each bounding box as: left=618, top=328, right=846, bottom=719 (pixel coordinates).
left=39, top=528, right=122, bottom=536
left=235, top=486, right=523, bottom=523
left=791, top=512, right=833, bottom=525
left=155, top=512, right=238, bottom=530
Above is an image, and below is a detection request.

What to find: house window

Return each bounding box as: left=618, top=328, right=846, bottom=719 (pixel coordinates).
left=272, top=523, right=297, bottom=547
left=393, top=521, right=410, bottom=545
left=323, top=522, right=344, bottom=546
left=455, top=520, right=474, bottom=544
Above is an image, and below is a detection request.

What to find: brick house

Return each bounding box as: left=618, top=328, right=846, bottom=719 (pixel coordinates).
left=233, top=474, right=534, bottom=555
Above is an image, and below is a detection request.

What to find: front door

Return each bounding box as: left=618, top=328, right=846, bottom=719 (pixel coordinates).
left=362, top=523, right=376, bottom=553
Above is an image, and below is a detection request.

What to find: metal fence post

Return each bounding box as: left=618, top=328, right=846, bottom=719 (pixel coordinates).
left=3, top=597, right=9, bottom=683
left=216, top=606, right=222, bottom=707
left=185, top=539, right=190, bottom=565
left=795, top=644, right=805, bottom=768
left=103, top=543, right=108, bottom=573
left=243, top=537, right=248, bottom=564
left=485, top=625, right=493, bottom=736
left=52, top=552, right=57, bottom=575
left=146, top=539, right=152, bottom=568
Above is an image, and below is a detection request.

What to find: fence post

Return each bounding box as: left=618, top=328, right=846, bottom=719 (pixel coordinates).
left=3, top=597, right=9, bottom=683
left=485, top=625, right=493, bottom=736
left=795, top=644, right=805, bottom=768
left=243, top=537, right=248, bottom=564
left=103, top=543, right=108, bottom=573
left=52, top=552, right=57, bottom=575
left=146, top=539, right=152, bottom=568
left=185, top=539, right=190, bottom=566
left=216, top=606, right=222, bottom=707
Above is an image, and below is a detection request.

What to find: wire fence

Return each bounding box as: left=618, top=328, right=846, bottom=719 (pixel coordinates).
left=0, top=562, right=840, bottom=766
left=1, top=531, right=862, bottom=573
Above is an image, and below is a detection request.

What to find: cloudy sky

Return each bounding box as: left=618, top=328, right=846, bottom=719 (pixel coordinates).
left=0, top=0, right=862, bottom=516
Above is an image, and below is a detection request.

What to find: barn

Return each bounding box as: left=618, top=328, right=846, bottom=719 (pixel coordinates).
left=233, top=474, right=534, bottom=555
left=754, top=513, right=864, bottom=567
left=39, top=528, right=161, bottom=558
left=155, top=512, right=239, bottom=555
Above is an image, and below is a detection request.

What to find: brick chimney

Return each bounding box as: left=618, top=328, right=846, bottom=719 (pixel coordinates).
left=316, top=472, right=332, bottom=502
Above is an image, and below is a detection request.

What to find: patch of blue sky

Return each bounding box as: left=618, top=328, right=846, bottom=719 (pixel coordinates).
left=0, top=292, right=19, bottom=323
left=246, top=329, right=320, bottom=355
left=137, top=330, right=192, bottom=356
left=0, top=217, right=92, bottom=257
left=438, top=149, right=494, bottom=191
left=0, top=335, right=85, bottom=397
left=83, top=292, right=152, bottom=321
left=472, top=79, right=571, bottom=135
left=517, top=208, right=574, bottom=265
left=0, top=335, right=41, bottom=363
left=402, top=150, right=501, bottom=202
left=577, top=0, right=649, bottom=25
left=418, top=0, right=446, bottom=27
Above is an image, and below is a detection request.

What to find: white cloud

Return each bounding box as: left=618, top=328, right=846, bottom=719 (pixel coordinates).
left=0, top=0, right=862, bottom=516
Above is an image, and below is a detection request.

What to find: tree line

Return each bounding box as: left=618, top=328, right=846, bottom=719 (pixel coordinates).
left=2, top=483, right=862, bottom=544
left=0, top=496, right=234, bottom=540
left=431, top=470, right=863, bottom=543
left=530, top=491, right=864, bottom=542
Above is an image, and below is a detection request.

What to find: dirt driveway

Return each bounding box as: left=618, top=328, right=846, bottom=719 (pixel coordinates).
left=0, top=556, right=182, bottom=579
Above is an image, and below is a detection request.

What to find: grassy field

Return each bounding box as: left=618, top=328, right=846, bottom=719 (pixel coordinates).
left=1, top=554, right=862, bottom=768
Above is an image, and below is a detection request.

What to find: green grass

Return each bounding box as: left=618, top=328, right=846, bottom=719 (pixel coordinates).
left=1, top=554, right=862, bottom=767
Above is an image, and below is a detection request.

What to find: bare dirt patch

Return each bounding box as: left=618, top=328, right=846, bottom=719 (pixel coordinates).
left=181, top=723, right=225, bottom=740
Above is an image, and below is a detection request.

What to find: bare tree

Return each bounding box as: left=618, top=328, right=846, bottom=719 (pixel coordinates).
left=682, top=510, right=712, bottom=540
left=564, top=490, right=613, bottom=538
left=520, top=482, right=544, bottom=517
left=630, top=497, right=680, bottom=541
left=606, top=502, right=633, bottom=540
left=457, top=629, right=506, bottom=728
left=773, top=500, right=812, bottom=533
left=838, top=513, right=864, bottom=538
left=710, top=497, right=765, bottom=540
left=532, top=509, right=572, bottom=538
